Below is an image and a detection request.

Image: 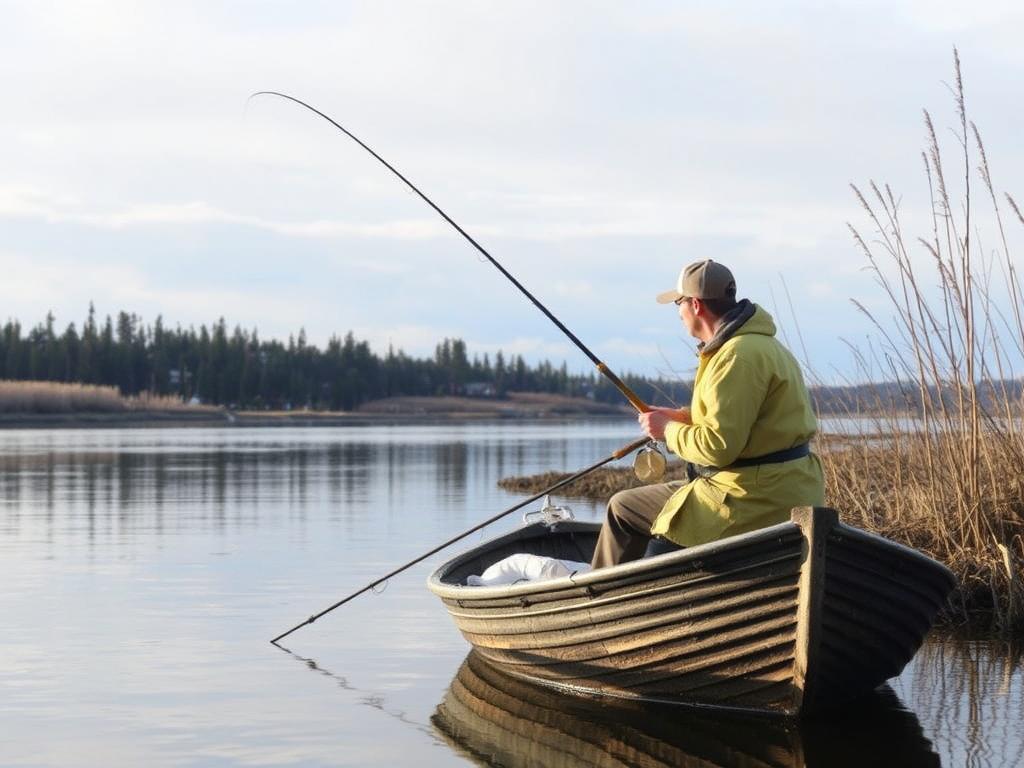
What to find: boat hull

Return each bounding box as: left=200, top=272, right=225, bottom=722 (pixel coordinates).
left=427, top=507, right=955, bottom=716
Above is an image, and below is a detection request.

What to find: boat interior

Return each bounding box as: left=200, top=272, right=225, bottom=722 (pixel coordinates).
left=438, top=522, right=601, bottom=586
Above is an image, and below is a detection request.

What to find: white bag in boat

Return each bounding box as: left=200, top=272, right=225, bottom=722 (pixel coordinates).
left=466, top=554, right=591, bottom=586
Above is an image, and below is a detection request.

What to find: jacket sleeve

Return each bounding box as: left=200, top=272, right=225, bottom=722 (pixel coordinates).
left=664, top=353, right=765, bottom=467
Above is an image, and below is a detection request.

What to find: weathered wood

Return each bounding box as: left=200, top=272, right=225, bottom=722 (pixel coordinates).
left=789, top=506, right=836, bottom=713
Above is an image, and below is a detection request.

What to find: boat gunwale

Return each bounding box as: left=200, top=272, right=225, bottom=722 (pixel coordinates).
left=426, top=520, right=802, bottom=599
left=426, top=511, right=954, bottom=601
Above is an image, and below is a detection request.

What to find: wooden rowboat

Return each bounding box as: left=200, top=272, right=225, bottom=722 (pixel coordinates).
left=427, top=507, right=955, bottom=717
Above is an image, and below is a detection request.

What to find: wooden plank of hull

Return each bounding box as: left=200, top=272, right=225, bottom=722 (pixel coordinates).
left=446, top=554, right=802, bottom=630
left=455, top=580, right=801, bottom=653
left=808, top=527, right=956, bottom=710
left=473, top=611, right=796, bottom=672
left=427, top=507, right=956, bottom=716
left=825, top=532, right=955, bottom=608
left=470, top=623, right=800, bottom=713
left=442, top=529, right=804, bottom=640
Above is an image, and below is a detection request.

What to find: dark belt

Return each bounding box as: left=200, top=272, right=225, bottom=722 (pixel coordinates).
left=686, top=443, right=810, bottom=480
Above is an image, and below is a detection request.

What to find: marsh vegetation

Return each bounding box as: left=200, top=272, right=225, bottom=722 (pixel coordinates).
left=821, top=51, right=1024, bottom=632
left=0, top=380, right=217, bottom=415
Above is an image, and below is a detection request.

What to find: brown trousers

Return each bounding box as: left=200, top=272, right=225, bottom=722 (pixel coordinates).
left=590, top=482, right=685, bottom=569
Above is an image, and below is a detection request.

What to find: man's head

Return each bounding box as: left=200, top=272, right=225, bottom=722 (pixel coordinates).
left=656, top=260, right=738, bottom=341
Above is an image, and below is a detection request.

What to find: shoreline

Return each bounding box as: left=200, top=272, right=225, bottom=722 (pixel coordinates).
left=0, top=410, right=938, bottom=432
left=0, top=393, right=634, bottom=429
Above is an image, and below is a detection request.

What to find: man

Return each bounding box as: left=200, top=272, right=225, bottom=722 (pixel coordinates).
left=591, top=259, right=824, bottom=569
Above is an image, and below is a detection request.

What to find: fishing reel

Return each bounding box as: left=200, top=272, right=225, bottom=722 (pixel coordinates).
left=523, top=495, right=575, bottom=526
left=633, top=443, right=667, bottom=483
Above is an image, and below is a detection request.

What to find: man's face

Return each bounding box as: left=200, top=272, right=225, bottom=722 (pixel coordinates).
left=677, top=297, right=699, bottom=339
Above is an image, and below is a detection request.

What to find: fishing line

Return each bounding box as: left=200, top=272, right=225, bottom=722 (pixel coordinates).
left=249, top=91, right=651, bottom=414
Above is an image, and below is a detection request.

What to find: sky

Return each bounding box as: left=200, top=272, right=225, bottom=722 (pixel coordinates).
left=2, top=1, right=1023, bottom=383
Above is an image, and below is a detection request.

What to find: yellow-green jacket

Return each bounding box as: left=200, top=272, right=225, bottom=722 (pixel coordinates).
left=651, top=304, right=824, bottom=547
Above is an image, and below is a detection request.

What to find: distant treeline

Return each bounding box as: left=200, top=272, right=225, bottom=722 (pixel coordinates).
left=6, top=308, right=1016, bottom=414
left=0, top=307, right=689, bottom=411
left=809, top=380, right=1024, bottom=416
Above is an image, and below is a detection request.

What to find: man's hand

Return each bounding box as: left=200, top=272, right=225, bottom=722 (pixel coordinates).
left=638, top=407, right=691, bottom=441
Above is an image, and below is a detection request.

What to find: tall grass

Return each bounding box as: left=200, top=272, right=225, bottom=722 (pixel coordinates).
left=818, top=50, right=1024, bottom=632
left=0, top=380, right=216, bottom=414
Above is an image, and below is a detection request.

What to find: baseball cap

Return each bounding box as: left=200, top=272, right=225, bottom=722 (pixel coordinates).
left=656, top=260, right=736, bottom=304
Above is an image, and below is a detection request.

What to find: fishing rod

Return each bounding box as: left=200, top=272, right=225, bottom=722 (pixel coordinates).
left=270, top=434, right=651, bottom=644
left=250, top=91, right=650, bottom=415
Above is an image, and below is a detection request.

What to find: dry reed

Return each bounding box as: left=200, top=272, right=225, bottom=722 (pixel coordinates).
left=0, top=380, right=217, bottom=414
left=0, top=380, right=128, bottom=413
left=816, top=49, right=1024, bottom=632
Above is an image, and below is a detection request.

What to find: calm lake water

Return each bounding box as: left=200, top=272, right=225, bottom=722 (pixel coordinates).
left=1, top=423, right=1021, bottom=767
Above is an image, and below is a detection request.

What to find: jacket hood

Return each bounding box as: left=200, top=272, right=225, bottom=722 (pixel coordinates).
left=734, top=304, right=776, bottom=338
left=698, top=301, right=776, bottom=356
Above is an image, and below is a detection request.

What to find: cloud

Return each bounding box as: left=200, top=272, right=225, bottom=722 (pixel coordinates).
left=0, top=181, right=851, bottom=254
left=0, top=188, right=457, bottom=241
left=1, top=3, right=1021, bottom=379
left=0, top=246, right=310, bottom=340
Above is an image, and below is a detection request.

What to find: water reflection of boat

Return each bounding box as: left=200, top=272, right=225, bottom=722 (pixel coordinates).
left=427, top=508, right=955, bottom=716
left=433, top=652, right=942, bottom=768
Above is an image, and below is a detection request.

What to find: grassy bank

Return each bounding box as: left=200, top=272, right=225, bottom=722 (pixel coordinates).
left=355, top=392, right=630, bottom=418
left=0, top=383, right=629, bottom=427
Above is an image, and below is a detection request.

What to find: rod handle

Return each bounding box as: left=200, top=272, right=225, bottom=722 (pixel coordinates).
left=596, top=363, right=650, bottom=413
left=613, top=436, right=653, bottom=459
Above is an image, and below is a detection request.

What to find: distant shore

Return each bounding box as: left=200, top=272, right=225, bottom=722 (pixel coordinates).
left=0, top=392, right=632, bottom=429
